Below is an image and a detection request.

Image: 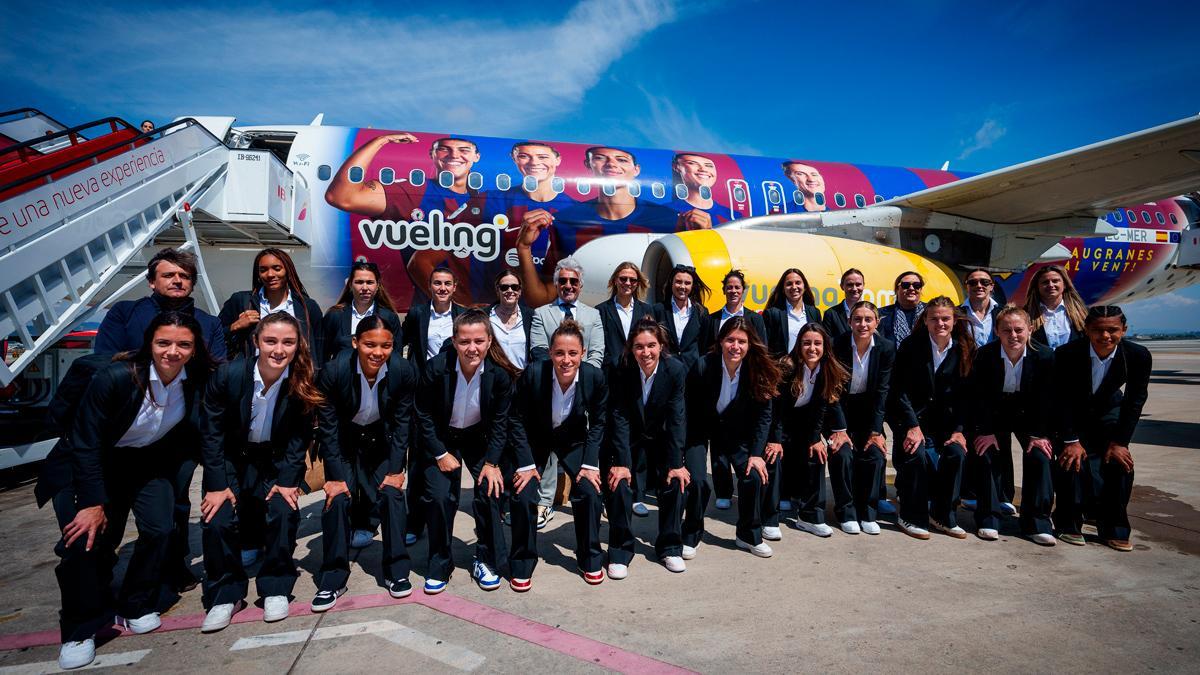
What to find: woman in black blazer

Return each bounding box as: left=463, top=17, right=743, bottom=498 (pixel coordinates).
left=687, top=316, right=781, bottom=558
left=765, top=323, right=849, bottom=541
left=821, top=268, right=866, bottom=341
left=198, top=312, right=323, bottom=633
left=702, top=269, right=767, bottom=353
left=967, top=306, right=1055, bottom=544
left=1021, top=264, right=1087, bottom=350
left=49, top=312, right=213, bottom=670
left=1052, top=305, right=1151, bottom=552
left=218, top=247, right=324, bottom=363
left=414, top=310, right=522, bottom=594
left=651, top=264, right=711, bottom=369
left=319, top=261, right=402, bottom=362
left=312, top=315, right=419, bottom=609
left=510, top=320, right=609, bottom=585
left=489, top=268, right=534, bottom=369
left=761, top=267, right=823, bottom=358
left=828, top=301, right=895, bottom=534
left=608, top=318, right=692, bottom=573
left=888, top=296, right=976, bottom=541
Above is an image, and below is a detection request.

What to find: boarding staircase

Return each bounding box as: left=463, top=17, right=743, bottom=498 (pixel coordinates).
left=0, top=110, right=311, bottom=390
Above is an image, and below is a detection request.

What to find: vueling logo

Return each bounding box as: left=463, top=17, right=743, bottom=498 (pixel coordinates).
left=358, top=209, right=506, bottom=261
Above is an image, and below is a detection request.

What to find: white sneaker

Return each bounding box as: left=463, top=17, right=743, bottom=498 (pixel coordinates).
left=898, top=518, right=931, bottom=540
left=860, top=521, right=881, bottom=535
left=201, top=601, right=242, bottom=633
left=117, top=612, right=160, bottom=634
left=1030, top=533, right=1057, bottom=546
left=930, top=518, right=968, bottom=539
left=632, top=502, right=649, bottom=517
left=840, top=521, right=862, bottom=535
left=662, top=556, right=686, bottom=573
left=262, top=595, right=289, bottom=622
left=794, top=520, right=834, bottom=538
left=58, top=639, right=95, bottom=670
left=351, top=529, right=375, bottom=548
left=762, top=526, right=783, bottom=541
left=714, top=498, right=732, bottom=510
left=736, top=538, right=774, bottom=558
left=606, top=563, right=629, bottom=580
left=681, top=544, right=697, bottom=560
left=978, top=528, right=1000, bottom=541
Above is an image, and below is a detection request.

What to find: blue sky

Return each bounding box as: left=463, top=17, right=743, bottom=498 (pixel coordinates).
left=3, top=0, right=1199, bottom=331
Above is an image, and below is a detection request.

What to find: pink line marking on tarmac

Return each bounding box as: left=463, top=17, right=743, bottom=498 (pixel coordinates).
left=0, top=592, right=695, bottom=674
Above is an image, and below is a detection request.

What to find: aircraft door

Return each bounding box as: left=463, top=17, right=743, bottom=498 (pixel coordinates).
left=762, top=181, right=786, bottom=215
left=727, top=179, right=752, bottom=219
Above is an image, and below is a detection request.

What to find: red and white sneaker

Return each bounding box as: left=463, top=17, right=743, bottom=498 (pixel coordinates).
left=581, top=568, right=604, bottom=585
left=510, top=578, right=532, bottom=593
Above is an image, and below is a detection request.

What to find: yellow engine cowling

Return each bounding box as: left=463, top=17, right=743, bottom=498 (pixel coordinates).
left=642, top=230, right=964, bottom=313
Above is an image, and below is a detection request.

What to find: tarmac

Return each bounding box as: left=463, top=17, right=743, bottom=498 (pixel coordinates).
left=0, top=340, right=1197, bottom=674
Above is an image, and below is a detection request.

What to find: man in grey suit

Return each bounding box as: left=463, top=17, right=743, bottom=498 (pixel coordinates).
left=528, top=257, right=606, bottom=527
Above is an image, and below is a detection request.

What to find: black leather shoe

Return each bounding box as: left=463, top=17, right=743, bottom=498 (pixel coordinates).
left=388, top=578, right=413, bottom=599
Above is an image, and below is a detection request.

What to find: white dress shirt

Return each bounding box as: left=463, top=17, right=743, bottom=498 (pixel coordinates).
left=249, top=363, right=289, bottom=443
left=931, top=337, right=951, bottom=372
left=640, top=363, right=658, bottom=404
left=793, top=364, right=821, bottom=408
left=671, top=298, right=692, bottom=341
left=427, top=304, right=455, bottom=359
left=490, top=306, right=527, bottom=369
left=964, top=297, right=998, bottom=346
left=716, top=362, right=741, bottom=414
left=786, top=304, right=808, bottom=353
left=614, top=298, right=635, bottom=337
left=350, top=302, right=376, bottom=335
left=258, top=289, right=296, bottom=318
left=849, top=336, right=874, bottom=395
left=550, top=370, right=599, bottom=471
left=1002, top=346, right=1026, bottom=393
left=116, top=365, right=188, bottom=448
left=718, top=305, right=744, bottom=332
left=351, top=360, right=387, bottom=426
left=449, top=359, right=484, bottom=429
left=1090, top=344, right=1117, bottom=394
left=1041, top=301, right=1071, bottom=349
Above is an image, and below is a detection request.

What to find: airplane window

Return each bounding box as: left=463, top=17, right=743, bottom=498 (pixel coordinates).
left=652, top=182, right=666, bottom=199
left=699, top=185, right=712, bottom=200
left=834, top=192, right=847, bottom=208
left=379, top=168, right=395, bottom=185
left=317, top=165, right=332, bottom=181
left=815, top=192, right=826, bottom=207
left=793, top=190, right=804, bottom=205
left=874, top=195, right=884, bottom=204
left=1170, top=213, right=1178, bottom=224
left=628, top=181, right=641, bottom=197
left=577, top=179, right=591, bottom=195
left=1126, top=209, right=1136, bottom=222
left=766, top=185, right=781, bottom=203
left=348, top=166, right=364, bottom=184
left=733, top=185, right=747, bottom=202
left=409, top=169, right=425, bottom=186
left=854, top=193, right=866, bottom=208
left=522, top=175, right=537, bottom=193
left=438, top=170, right=454, bottom=188
left=552, top=177, right=565, bottom=194
left=467, top=172, right=483, bottom=190
left=1141, top=210, right=1151, bottom=223
left=1156, top=212, right=1166, bottom=225
left=496, top=173, right=511, bottom=191
left=602, top=182, right=617, bottom=197
left=1113, top=210, right=1123, bottom=222
left=675, top=184, right=689, bottom=200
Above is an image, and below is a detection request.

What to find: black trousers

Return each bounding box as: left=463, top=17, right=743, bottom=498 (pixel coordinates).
left=52, top=453, right=174, bottom=642
left=710, top=445, right=734, bottom=501
left=423, top=425, right=510, bottom=582
left=317, top=426, right=409, bottom=591
left=972, top=401, right=1047, bottom=531
left=892, top=431, right=966, bottom=528
left=506, top=476, right=540, bottom=580
left=709, top=443, right=766, bottom=544
left=528, top=439, right=604, bottom=573
left=168, top=456, right=198, bottom=582
left=840, top=396, right=887, bottom=523
left=405, top=436, right=429, bottom=538
left=201, top=453, right=300, bottom=607
left=1053, top=432, right=1134, bottom=540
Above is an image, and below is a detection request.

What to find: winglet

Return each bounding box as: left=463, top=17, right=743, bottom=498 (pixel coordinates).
left=309, top=113, right=324, bottom=126
left=940, top=160, right=950, bottom=171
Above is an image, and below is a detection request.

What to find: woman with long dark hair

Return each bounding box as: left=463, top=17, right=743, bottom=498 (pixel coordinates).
left=1021, top=264, right=1088, bottom=350
left=198, top=312, right=324, bottom=633
left=320, top=261, right=402, bottom=362
left=651, top=264, right=711, bottom=369
left=219, top=247, right=325, bottom=363
left=761, top=267, right=822, bottom=357
left=48, top=312, right=213, bottom=670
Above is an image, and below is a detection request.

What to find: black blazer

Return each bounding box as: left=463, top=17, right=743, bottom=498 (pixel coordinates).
left=686, top=352, right=772, bottom=459
left=821, top=301, right=853, bottom=341
left=878, top=303, right=921, bottom=345
left=401, top=302, right=465, bottom=372
left=608, top=356, right=687, bottom=470
left=652, top=300, right=707, bottom=368
left=888, top=336, right=969, bottom=435
left=761, top=303, right=822, bottom=357
left=488, top=301, right=534, bottom=364
left=597, top=297, right=654, bottom=370
left=60, top=361, right=202, bottom=508
left=320, top=304, right=403, bottom=362
left=1032, top=323, right=1084, bottom=350
left=702, top=308, right=768, bottom=356
left=830, top=333, right=896, bottom=435
left=769, top=365, right=838, bottom=447
left=1054, top=338, right=1151, bottom=447
left=200, top=357, right=314, bottom=493
left=415, top=353, right=513, bottom=465
left=968, top=340, right=1054, bottom=438
left=509, top=360, right=608, bottom=470
left=219, top=290, right=324, bottom=363
left=316, top=351, right=417, bottom=482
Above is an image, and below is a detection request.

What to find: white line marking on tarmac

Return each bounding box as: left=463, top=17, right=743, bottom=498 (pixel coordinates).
left=230, top=620, right=484, bottom=671
left=0, top=649, right=151, bottom=674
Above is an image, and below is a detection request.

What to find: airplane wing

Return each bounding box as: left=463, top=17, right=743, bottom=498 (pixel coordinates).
left=884, top=114, right=1200, bottom=224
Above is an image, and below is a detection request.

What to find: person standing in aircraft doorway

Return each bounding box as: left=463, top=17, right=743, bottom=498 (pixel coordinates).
left=783, top=161, right=827, bottom=212
left=326, top=134, right=489, bottom=305
left=506, top=142, right=575, bottom=307
left=668, top=153, right=729, bottom=230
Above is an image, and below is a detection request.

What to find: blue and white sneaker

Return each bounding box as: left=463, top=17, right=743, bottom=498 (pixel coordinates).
left=877, top=499, right=897, bottom=516
left=1001, top=502, right=1018, bottom=516
left=423, top=577, right=448, bottom=595
left=472, top=559, right=501, bottom=591
left=405, top=533, right=419, bottom=546
left=351, top=529, right=375, bottom=549
left=960, top=499, right=977, bottom=511
left=240, top=549, right=260, bottom=567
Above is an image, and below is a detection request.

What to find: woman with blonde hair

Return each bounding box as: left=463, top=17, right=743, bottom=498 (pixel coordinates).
left=1021, top=264, right=1087, bottom=349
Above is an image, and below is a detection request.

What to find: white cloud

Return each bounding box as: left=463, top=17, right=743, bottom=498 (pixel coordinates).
left=634, top=89, right=762, bottom=155
left=0, top=0, right=678, bottom=135
left=958, top=118, right=1007, bottom=160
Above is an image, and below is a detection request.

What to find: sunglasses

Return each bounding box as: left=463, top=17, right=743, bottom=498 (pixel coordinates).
left=498, top=283, right=521, bottom=292
left=616, top=276, right=639, bottom=284
left=966, top=278, right=993, bottom=288
left=557, top=277, right=581, bottom=286
left=898, top=281, right=924, bottom=290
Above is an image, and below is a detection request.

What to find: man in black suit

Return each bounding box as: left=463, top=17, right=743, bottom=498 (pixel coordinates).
left=1053, top=306, right=1151, bottom=552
